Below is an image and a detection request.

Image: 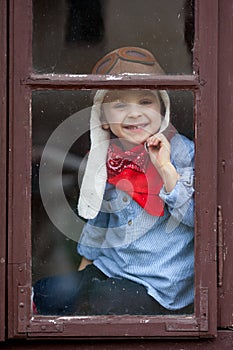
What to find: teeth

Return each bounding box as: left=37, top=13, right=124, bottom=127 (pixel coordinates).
left=125, top=124, right=146, bottom=129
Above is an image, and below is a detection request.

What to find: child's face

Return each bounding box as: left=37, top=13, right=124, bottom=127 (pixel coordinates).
left=102, top=90, right=162, bottom=149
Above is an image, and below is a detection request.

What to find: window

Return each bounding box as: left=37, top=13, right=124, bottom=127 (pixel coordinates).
left=8, top=0, right=219, bottom=339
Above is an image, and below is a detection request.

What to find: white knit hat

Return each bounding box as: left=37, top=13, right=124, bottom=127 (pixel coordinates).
left=78, top=48, right=170, bottom=219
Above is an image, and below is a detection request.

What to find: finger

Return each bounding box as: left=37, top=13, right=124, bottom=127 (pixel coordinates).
left=146, top=138, right=162, bottom=150
left=151, top=133, right=170, bottom=150
left=144, top=141, right=159, bottom=153
left=146, top=134, right=160, bottom=145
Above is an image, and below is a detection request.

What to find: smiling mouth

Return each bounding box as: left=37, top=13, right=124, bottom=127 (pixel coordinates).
left=123, top=124, right=148, bottom=130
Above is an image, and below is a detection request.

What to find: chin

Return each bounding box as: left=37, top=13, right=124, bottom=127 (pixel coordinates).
left=120, top=139, right=143, bottom=150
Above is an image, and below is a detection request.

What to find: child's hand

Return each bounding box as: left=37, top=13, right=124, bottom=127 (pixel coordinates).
left=145, top=133, right=180, bottom=192
left=145, top=133, right=171, bottom=170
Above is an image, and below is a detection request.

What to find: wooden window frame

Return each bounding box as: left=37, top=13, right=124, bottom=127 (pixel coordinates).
left=0, top=0, right=7, bottom=342
left=217, top=0, right=233, bottom=330
left=7, top=0, right=218, bottom=339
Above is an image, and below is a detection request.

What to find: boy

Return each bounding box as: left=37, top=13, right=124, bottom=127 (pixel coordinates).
left=34, top=47, right=194, bottom=315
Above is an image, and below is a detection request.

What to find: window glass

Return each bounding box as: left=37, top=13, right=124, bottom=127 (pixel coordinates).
left=32, top=0, right=194, bottom=74
left=32, top=90, right=90, bottom=283
left=32, top=88, right=194, bottom=316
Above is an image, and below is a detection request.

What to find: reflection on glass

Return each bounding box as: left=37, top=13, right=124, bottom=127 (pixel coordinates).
left=32, top=90, right=91, bottom=286
left=33, top=0, right=194, bottom=74
left=32, top=88, right=194, bottom=316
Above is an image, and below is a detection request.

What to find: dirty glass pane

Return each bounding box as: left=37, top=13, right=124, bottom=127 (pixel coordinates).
left=32, top=89, right=194, bottom=316
left=32, top=0, right=194, bottom=74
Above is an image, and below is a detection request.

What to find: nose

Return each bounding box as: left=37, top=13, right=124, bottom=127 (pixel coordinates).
left=126, top=103, right=142, bottom=118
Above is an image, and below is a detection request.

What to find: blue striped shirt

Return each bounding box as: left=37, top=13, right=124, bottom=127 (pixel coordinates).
left=78, top=134, right=195, bottom=310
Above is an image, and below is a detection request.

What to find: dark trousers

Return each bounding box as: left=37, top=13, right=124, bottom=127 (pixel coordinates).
left=33, top=264, right=193, bottom=316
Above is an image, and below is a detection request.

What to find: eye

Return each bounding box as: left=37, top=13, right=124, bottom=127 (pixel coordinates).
left=140, top=98, right=153, bottom=105
left=112, top=102, right=127, bottom=109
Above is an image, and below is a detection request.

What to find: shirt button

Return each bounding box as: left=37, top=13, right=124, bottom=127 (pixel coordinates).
left=123, top=196, right=128, bottom=202
left=128, top=220, right=133, bottom=226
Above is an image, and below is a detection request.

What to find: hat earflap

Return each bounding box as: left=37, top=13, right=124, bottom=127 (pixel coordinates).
left=78, top=90, right=110, bottom=219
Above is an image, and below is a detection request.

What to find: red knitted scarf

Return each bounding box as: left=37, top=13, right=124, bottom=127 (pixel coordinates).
left=106, top=141, right=164, bottom=216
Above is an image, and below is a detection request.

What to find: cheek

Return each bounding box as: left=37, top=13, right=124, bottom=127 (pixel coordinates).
left=157, top=116, right=162, bottom=127
left=149, top=110, right=162, bottom=124
left=104, top=108, right=122, bottom=124
left=101, top=105, right=109, bottom=123
left=150, top=116, right=162, bottom=132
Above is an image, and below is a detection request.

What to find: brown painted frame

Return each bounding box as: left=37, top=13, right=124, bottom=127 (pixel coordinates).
left=217, top=0, right=233, bottom=329
left=7, top=0, right=219, bottom=339
left=0, top=0, right=7, bottom=342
